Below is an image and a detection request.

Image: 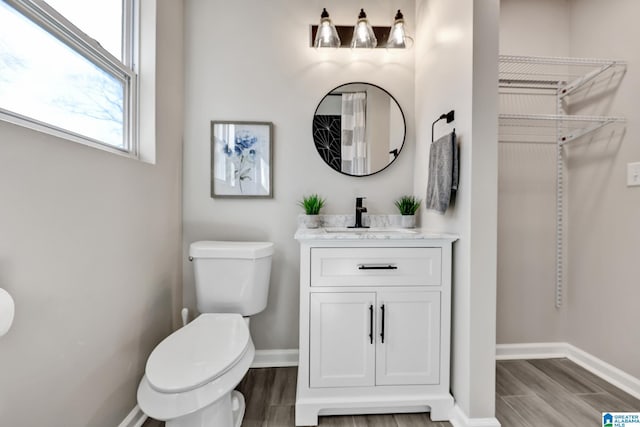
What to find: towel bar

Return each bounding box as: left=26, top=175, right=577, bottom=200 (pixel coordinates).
left=432, top=110, right=455, bottom=142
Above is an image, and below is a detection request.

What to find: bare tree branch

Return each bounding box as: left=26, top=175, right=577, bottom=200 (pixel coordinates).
left=0, top=41, right=26, bottom=83
left=54, top=72, right=123, bottom=124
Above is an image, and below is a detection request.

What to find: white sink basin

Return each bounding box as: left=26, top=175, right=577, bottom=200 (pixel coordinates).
left=323, top=227, right=418, bottom=234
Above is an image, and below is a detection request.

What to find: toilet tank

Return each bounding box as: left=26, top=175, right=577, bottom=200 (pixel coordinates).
left=189, top=241, right=274, bottom=316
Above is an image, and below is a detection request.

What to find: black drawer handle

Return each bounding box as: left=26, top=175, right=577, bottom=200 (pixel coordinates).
left=358, top=264, right=398, bottom=270
left=380, top=304, right=385, bottom=344
left=369, top=305, right=374, bottom=344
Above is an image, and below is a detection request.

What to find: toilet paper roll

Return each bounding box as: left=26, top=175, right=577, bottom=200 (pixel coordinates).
left=0, top=288, right=15, bottom=337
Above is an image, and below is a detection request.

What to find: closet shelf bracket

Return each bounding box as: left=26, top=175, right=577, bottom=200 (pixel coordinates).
left=559, top=116, right=625, bottom=145
left=559, top=61, right=621, bottom=99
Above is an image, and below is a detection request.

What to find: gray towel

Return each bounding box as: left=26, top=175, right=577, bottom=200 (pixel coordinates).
left=426, top=131, right=458, bottom=214
left=452, top=131, right=459, bottom=192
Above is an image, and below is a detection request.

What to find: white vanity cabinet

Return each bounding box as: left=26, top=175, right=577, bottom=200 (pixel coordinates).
left=309, top=290, right=440, bottom=389
left=294, top=232, right=457, bottom=426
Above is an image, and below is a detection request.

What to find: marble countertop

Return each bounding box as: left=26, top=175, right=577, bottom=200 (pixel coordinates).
left=294, top=226, right=459, bottom=241
left=294, top=214, right=459, bottom=241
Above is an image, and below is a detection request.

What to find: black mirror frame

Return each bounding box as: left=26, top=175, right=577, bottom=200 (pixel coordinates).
left=312, top=82, right=407, bottom=177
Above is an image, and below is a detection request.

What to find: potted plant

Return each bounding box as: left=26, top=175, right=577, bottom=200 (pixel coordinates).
left=298, top=194, right=326, bottom=228
left=394, top=195, right=421, bottom=228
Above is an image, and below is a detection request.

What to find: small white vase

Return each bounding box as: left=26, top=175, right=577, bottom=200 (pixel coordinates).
left=400, top=215, right=416, bottom=228
left=303, top=214, right=321, bottom=229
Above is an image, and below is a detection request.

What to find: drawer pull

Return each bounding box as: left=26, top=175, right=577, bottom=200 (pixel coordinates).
left=369, top=305, right=374, bottom=344
left=380, top=304, right=386, bottom=344
left=358, top=264, right=398, bottom=270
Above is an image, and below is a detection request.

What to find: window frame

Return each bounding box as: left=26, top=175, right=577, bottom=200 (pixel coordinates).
left=0, top=0, right=140, bottom=158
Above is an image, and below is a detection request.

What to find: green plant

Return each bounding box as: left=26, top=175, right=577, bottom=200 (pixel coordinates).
left=298, top=194, right=326, bottom=215
left=394, top=195, right=422, bottom=215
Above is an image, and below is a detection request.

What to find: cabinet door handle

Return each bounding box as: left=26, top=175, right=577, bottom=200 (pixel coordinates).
left=358, top=264, right=398, bottom=270
left=380, top=304, right=385, bottom=344
left=368, top=305, right=374, bottom=344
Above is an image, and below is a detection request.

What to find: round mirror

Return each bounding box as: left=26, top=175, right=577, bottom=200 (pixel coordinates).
left=312, top=82, right=406, bottom=177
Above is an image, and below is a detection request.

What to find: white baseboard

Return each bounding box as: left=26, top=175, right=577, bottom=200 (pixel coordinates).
left=496, top=342, right=568, bottom=360
left=117, top=405, right=147, bottom=427
left=449, top=404, right=501, bottom=427
left=251, top=349, right=299, bottom=368
left=496, top=342, right=640, bottom=400
left=566, top=345, right=640, bottom=400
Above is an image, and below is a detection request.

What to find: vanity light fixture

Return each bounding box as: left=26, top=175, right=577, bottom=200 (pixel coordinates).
left=314, top=8, right=341, bottom=48
left=386, top=10, right=408, bottom=48
left=351, top=9, right=377, bottom=48
left=310, top=9, right=411, bottom=49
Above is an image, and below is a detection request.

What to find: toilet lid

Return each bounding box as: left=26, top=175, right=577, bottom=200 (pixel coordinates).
left=145, top=313, right=250, bottom=393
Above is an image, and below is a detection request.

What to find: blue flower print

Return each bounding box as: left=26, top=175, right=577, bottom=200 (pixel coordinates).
left=221, top=130, right=259, bottom=193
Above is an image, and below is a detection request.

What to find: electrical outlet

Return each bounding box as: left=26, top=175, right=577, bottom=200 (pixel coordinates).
left=627, top=162, right=640, bottom=187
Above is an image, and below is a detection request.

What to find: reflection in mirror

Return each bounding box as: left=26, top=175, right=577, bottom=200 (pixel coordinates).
left=313, top=82, right=405, bottom=177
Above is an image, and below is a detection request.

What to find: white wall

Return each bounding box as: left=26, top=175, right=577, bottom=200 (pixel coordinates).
left=0, top=1, right=183, bottom=425
left=497, top=0, right=570, bottom=344
left=565, top=0, right=640, bottom=379
left=183, top=0, right=416, bottom=350
left=414, top=0, right=499, bottom=419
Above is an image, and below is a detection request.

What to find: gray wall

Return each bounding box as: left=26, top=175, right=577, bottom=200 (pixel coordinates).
left=498, top=0, right=640, bottom=379
left=414, top=0, right=499, bottom=418
left=182, top=0, right=416, bottom=350
left=497, top=0, right=570, bottom=344
left=0, top=1, right=184, bottom=425
left=566, top=0, right=640, bottom=379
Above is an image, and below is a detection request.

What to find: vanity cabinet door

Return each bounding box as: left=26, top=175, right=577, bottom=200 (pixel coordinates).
left=309, top=292, right=376, bottom=388
left=375, top=291, right=441, bottom=386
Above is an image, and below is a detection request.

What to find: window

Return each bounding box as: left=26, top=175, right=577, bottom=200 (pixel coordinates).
left=0, top=0, right=138, bottom=156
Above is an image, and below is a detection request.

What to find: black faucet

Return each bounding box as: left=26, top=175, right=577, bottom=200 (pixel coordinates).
left=349, top=197, right=369, bottom=228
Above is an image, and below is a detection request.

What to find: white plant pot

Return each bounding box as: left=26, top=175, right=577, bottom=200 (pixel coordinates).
left=303, top=215, right=321, bottom=229
left=400, top=215, right=416, bottom=228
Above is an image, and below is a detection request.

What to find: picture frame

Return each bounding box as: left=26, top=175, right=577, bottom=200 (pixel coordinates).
left=211, top=121, right=273, bottom=198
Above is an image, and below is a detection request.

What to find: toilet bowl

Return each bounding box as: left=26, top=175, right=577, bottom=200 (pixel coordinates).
left=138, top=241, right=273, bottom=427
left=137, top=314, right=254, bottom=427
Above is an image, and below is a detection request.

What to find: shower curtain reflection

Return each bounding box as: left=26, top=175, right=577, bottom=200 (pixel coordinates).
left=340, top=92, right=367, bottom=174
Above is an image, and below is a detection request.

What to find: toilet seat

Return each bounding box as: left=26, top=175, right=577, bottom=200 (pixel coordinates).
left=146, top=313, right=250, bottom=393
left=138, top=339, right=255, bottom=421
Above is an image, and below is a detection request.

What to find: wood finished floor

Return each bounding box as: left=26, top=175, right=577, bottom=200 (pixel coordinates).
left=143, top=358, right=640, bottom=426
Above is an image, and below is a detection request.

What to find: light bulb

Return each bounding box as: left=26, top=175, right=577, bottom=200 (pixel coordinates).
left=386, top=10, right=406, bottom=48
left=351, top=9, right=377, bottom=48
left=314, top=8, right=341, bottom=48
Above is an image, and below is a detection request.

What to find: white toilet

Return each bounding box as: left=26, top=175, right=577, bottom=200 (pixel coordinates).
left=137, top=241, right=274, bottom=427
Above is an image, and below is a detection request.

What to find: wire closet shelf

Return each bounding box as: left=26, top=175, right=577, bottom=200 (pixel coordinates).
left=499, top=55, right=627, bottom=144
left=499, top=114, right=626, bottom=145
left=498, top=55, right=626, bottom=309
left=499, top=54, right=626, bottom=93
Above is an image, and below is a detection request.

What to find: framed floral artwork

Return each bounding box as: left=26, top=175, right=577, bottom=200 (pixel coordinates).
left=211, top=121, right=273, bottom=198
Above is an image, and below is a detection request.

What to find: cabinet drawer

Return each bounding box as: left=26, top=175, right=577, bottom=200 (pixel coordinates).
left=310, top=247, right=441, bottom=287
